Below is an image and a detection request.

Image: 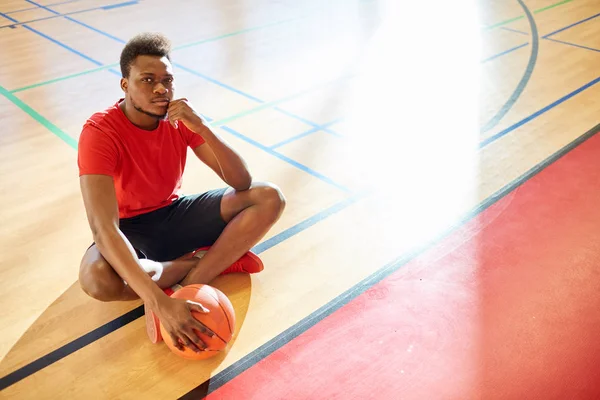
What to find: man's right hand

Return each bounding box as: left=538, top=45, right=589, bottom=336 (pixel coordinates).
left=155, top=296, right=216, bottom=352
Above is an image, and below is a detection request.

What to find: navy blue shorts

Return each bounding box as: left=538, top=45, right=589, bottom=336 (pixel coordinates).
left=115, top=188, right=228, bottom=261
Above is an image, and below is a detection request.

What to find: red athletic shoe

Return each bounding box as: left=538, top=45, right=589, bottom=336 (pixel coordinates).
left=192, top=247, right=264, bottom=275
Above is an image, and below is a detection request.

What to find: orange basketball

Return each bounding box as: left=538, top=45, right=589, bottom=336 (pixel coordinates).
left=159, top=284, right=235, bottom=360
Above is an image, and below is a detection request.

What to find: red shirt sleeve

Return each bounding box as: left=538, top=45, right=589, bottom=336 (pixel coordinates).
left=77, top=123, right=120, bottom=177
left=180, top=123, right=206, bottom=149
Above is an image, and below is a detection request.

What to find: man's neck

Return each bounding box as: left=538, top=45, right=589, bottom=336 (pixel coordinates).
left=119, top=99, right=159, bottom=130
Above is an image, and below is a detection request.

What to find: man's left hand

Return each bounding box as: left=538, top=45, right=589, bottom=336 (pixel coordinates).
left=167, top=99, right=204, bottom=132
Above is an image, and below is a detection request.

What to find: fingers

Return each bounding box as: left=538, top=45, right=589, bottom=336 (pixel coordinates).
left=186, top=301, right=215, bottom=337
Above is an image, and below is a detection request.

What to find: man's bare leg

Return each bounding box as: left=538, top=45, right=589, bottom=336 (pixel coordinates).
left=79, top=246, right=197, bottom=302
left=79, top=182, right=285, bottom=300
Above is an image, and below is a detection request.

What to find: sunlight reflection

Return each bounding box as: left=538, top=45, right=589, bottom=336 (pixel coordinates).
left=343, top=0, right=483, bottom=247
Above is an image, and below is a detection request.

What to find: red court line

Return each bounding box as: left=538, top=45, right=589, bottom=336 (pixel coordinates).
left=206, top=132, right=600, bottom=399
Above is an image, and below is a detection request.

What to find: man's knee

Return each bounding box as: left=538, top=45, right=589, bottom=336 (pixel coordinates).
left=253, top=182, right=286, bottom=216
left=79, top=255, right=125, bottom=302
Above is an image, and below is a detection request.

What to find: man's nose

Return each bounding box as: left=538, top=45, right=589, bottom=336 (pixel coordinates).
left=153, top=83, right=167, bottom=94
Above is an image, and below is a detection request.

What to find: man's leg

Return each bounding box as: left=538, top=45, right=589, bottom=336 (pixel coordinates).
left=79, top=245, right=198, bottom=302
left=180, top=181, right=285, bottom=285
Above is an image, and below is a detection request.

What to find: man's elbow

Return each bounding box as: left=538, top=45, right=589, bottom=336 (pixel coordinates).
left=230, top=173, right=252, bottom=191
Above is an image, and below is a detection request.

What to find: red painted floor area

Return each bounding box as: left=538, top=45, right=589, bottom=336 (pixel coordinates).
left=208, top=133, right=600, bottom=400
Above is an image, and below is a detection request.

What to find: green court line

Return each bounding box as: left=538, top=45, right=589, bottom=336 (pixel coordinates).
left=212, top=74, right=356, bottom=126
left=9, top=16, right=304, bottom=93
left=11, top=64, right=119, bottom=93
left=0, top=84, right=77, bottom=149
left=486, top=0, right=572, bottom=29
left=174, top=16, right=300, bottom=51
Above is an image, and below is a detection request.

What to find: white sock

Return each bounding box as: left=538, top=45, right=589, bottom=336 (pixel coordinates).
left=139, top=259, right=163, bottom=282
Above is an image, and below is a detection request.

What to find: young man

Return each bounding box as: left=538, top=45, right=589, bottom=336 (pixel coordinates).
left=77, top=33, right=285, bottom=353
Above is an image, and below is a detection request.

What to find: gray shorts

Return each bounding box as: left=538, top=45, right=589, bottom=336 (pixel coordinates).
left=115, top=188, right=228, bottom=261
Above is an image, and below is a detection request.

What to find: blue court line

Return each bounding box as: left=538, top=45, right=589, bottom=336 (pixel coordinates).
left=270, top=127, right=320, bottom=149
left=182, top=121, right=600, bottom=400
left=4, top=0, right=85, bottom=14
left=273, top=107, right=343, bottom=137
left=220, top=126, right=351, bottom=193
left=501, top=25, right=600, bottom=53
left=0, top=189, right=366, bottom=390
left=544, top=37, right=600, bottom=53
left=253, top=192, right=367, bottom=254
left=501, top=26, right=600, bottom=53
left=480, top=75, right=600, bottom=148
left=481, top=42, right=529, bottom=63
left=21, top=0, right=352, bottom=138
left=480, top=0, right=538, bottom=133
left=0, top=11, right=103, bottom=67
left=0, top=1, right=138, bottom=29
left=4, top=5, right=346, bottom=193
left=270, top=119, right=342, bottom=149
left=543, top=12, right=600, bottom=38
left=102, top=1, right=138, bottom=10
left=500, top=26, right=529, bottom=35
left=20, top=1, right=353, bottom=155
left=25, top=1, right=267, bottom=105
left=23, top=0, right=130, bottom=43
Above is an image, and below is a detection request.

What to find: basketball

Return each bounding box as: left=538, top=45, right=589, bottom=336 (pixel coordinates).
left=160, top=284, right=236, bottom=360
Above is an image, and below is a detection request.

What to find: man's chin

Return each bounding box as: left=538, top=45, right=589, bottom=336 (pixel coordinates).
left=136, top=105, right=167, bottom=119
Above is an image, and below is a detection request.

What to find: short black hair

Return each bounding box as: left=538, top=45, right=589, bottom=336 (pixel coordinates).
left=119, top=32, right=172, bottom=78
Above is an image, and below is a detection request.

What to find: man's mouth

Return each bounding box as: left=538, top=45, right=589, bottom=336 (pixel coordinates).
left=152, top=99, right=170, bottom=106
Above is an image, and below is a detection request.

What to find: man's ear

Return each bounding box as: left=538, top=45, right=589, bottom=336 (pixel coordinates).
left=120, top=77, right=128, bottom=93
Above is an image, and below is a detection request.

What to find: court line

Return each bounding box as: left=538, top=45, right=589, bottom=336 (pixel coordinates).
left=12, top=3, right=339, bottom=138
left=480, top=76, right=600, bottom=148
left=220, top=126, right=351, bottom=193
left=0, top=0, right=597, bottom=391
left=7, top=16, right=301, bottom=93
left=212, top=75, right=355, bottom=126
left=0, top=11, right=103, bottom=67
left=2, top=53, right=599, bottom=393
left=8, top=15, right=296, bottom=94
left=180, top=120, right=600, bottom=399
left=500, top=26, right=528, bottom=35
left=0, top=191, right=366, bottom=390
left=102, top=1, right=138, bottom=10
left=544, top=37, right=600, bottom=53
left=5, top=4, right=347, bottom=190
left=270, top=120, right=341, bottom=149
left=273, top=108, right=343, bottom=137
left=0, top=1, right=138, bottom=29
left=543, top=12, right=600, bottom=38
left=2, top=6, right=348, bottom=190
left=4, top=0, right=86, bottom=14
left=481, top=42, right=529, bottom=63
left=485, top=0, right=572, bottom=29
left=0, top=307, right=144, bottom=390
left=0, top=84, right=77, bottom=149
left=480, top=0, right=538, bottom=133
left=502, top=26, right=600, bottom=53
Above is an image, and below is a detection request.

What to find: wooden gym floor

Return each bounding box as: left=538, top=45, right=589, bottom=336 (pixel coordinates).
left=1, top=0, right=599, bottom=398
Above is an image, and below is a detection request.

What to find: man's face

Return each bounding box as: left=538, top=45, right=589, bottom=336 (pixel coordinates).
left=122, top=55, right=175, bottom=119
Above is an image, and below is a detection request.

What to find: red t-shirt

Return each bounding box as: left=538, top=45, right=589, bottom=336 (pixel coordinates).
left=77, top=100, right=205, bottom=219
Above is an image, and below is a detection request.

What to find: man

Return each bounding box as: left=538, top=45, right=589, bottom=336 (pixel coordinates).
left=77, top=32, right=285, bottom=354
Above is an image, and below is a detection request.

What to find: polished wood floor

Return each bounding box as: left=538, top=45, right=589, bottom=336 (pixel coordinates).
left=1, top=0, right=599, bottom=398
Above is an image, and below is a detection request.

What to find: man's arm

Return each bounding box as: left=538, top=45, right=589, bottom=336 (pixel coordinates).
left=80, top=174, right=214, bottom=351
left=80, top=174, right=167, bottom=308
left=168, top=99, right=252, bottom=191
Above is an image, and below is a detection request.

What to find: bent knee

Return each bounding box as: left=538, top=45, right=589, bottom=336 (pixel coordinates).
left=252, top=182, right=286, bottom=214
left=79, top=257, right=125, bottom=302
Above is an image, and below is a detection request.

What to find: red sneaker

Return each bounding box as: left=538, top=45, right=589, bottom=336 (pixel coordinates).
left=192, top=247, right=264, bottom=275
